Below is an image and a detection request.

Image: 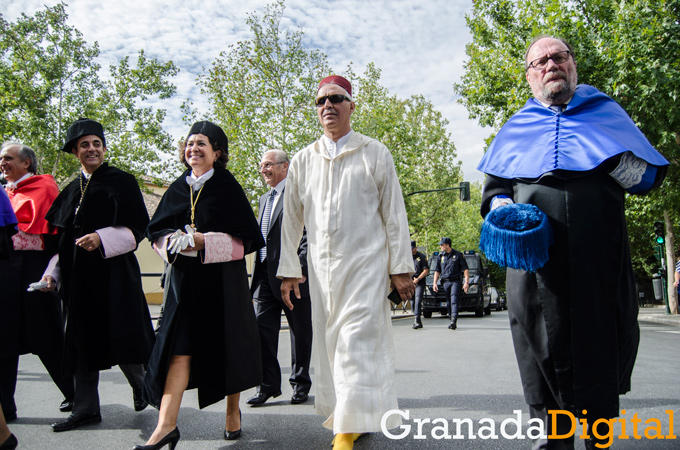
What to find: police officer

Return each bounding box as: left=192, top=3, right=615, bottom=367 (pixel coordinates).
left=432, top=237, right=469, bottom=330
left=411, top=241, right=429, bottom=329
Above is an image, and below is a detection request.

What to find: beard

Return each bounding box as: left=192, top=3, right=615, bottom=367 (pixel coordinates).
left=540, top=71, right=577, bottom=103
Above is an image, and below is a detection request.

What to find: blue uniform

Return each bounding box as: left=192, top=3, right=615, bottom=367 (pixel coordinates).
left=435, top=250, right=468, bottom=320
left=411, top=251, right=428, bottom=316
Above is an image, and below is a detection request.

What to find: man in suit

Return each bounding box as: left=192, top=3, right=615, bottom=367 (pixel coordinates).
left=247, top=149, right=313, bottom=406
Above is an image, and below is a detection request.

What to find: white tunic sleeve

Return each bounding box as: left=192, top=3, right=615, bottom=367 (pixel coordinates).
left=277, top=156, right=305, bottom=279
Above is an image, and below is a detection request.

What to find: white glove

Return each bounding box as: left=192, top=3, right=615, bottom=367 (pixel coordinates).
left=490, top=196, right=514, bottom=211
left=27, top=281, right=49, bottom=292
left=167, top=225, right=196, bottom=254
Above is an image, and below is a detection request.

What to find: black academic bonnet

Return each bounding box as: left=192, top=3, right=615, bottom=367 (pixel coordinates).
left=61, top=118, right=106, bottom=153
left=187, top=121, right=229, bottom=156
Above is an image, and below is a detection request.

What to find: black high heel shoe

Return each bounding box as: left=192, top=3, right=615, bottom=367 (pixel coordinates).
left=0, top=434, right=18, bottom=450
left=224, top=409, right=241, bottom=440
left=133, top=427, right=180, bottom=450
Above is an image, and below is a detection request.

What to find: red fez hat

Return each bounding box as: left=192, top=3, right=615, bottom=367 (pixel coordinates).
left=318, top=75, right=352, bottom=97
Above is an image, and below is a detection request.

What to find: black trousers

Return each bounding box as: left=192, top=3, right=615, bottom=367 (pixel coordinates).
left=442, top=280, right=461, bottom=320
left=412, top=284, right=425, bottom=316
left=72, top=351, right=145, bottom=415
left=252, top=260, right=312, bottom=395
left=529, top=402, right=576, bottom=450
left=0, top=352, right=74, bottom=417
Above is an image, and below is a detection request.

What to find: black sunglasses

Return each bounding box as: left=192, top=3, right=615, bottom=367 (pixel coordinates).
left=315, top=94, right=350, bottom=107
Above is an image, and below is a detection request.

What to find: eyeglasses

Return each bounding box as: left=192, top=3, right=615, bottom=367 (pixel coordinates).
left=259, top=161, right=284, bottom=171
left=315, top=94, right=350, bottom=107
left=526, top=50, right=571, bottom=71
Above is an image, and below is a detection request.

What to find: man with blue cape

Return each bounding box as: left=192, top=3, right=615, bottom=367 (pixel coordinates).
left=478, top=36, right=668, bottom=450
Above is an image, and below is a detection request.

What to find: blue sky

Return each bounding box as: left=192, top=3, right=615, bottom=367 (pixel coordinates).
left=4, top=0, right=488, bottom=182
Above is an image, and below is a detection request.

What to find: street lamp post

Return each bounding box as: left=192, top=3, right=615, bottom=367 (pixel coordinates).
left=406, top=181, right=470, bottom=201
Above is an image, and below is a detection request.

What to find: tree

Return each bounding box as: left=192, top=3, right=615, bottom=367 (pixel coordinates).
left=197, top=0, right=328, bottom=203
left=455, top=0, right=680, bottom=306
left=0, top=2, right=180, bottom=184
left=347, top=63, right=463, bottom=245
left=198, top=0, right=464, bottom=244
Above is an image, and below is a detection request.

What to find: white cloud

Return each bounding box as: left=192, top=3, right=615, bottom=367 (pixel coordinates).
left=3, top=0, right=491, bottom=182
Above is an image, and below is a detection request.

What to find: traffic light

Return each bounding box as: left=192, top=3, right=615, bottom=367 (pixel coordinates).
left=654, top=221, right=665, bottom=244
left=459, top=181, right=470, bottom=202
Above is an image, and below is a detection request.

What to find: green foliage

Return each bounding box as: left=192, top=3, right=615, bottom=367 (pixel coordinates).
left=346, top=63, right=463, bottom=245
left=456, top=0, right=680, bottom=280
left=197, top=0, right=463, bottom=237
left=196, top=0, right=328, bottom=206
left=0, top=2, right=180, bottom=185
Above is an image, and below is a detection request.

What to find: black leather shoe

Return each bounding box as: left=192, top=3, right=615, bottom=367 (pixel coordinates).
left=59, top=398, right=74, bottom=412
left=133, top=426, right=180, bottom=450
left=246, top=390, right=281, bottom=405
left=448, top=321, right=457, bottom=330
left=133, top=388, right=148, bottom=412
left=224, top=428, right=241, bottom=440
left=585, top=437, right=611, bottom=450
left=0, top=433, right=18, bottom=450
left=291, top=391, right=309, bottom=404
left=224, top=410, right=241, bottom=440
left=51, top=412, right=102, bottom=432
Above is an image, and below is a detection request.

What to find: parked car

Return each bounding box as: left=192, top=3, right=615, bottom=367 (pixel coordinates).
left=487, top=286, right=507, bottom=311
left=421, top=250, right=491, bottom=318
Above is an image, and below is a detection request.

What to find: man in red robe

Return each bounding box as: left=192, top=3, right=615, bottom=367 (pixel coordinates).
left=0, top=142, right=75, bottom=421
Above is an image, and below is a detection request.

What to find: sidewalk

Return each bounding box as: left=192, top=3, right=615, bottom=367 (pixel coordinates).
left=637, top=304, right=680, bottom=326
left=148, top=304, right=680, bottom=329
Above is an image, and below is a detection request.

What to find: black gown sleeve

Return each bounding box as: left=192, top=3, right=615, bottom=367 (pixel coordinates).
left=481, top=174, right=514, bottom=218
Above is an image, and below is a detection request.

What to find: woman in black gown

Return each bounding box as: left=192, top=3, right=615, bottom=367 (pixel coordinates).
left=136, top=121, right=264, bottom=449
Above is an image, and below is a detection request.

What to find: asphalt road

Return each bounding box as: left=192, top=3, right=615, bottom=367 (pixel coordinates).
left=8, top=309, right=680, bottom=449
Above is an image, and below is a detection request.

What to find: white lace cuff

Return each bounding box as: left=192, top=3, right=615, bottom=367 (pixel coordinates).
left=97, top=226, right=136, bottom=259
left=203, top=232, right=244, bottom=264
left=12, top=230, right=44, bottom=251
left=609, top=152, right=647, bottom=190
left=153, top=233, right=173, bottom=263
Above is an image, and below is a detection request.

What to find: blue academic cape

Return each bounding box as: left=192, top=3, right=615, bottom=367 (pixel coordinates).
left=477, top=84, right=669, bottom=179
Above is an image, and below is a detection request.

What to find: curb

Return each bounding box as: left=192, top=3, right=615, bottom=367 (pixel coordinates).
left=637, top=314, right=680, bottom=327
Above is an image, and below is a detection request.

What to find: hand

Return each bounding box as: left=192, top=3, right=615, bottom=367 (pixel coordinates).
left=674, top=280, right=679, bottom=288
left=390, top=273, right=415, bottom=303
left=412, top=278, right=418, bottom=285
left=187, top=232, right=205, bottom=251
left=433, top=283, right=439, bottom=292
left=463, top=281, right=470, bottom=293
left=280, top=278, right=301, bottom=310
left=75, top=232, right=101, bottom=252
left=38, top=276, right=56, bottom=292
left=167, top=226, right=196, bottom=254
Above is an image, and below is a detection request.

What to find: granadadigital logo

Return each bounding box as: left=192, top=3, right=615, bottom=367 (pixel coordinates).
left=381, top=409, right=677, bottom=448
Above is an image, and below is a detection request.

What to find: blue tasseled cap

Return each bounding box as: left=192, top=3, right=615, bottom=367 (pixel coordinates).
left=479, top=203, right=554, bottom=272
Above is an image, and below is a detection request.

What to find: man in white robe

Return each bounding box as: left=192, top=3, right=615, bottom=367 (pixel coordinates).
left=278, top=75, right=414, bottom=450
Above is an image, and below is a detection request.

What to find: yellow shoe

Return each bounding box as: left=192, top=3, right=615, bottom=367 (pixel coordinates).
left=331, top=433, right=367, bottom=448
left=332, top=433, right=354, bottom=450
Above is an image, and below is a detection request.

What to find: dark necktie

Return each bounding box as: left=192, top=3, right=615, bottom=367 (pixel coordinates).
left=549, top=104, right=566, bottom=114
left=259, top=189, right=277, bottom=262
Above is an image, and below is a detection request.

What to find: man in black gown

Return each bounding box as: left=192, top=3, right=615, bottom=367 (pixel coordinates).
left=42, top=118, right=155, bottom=432
left=478, top=36, right=669, bottom=450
